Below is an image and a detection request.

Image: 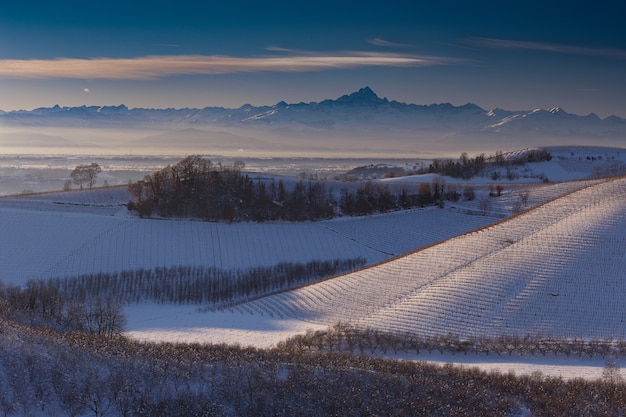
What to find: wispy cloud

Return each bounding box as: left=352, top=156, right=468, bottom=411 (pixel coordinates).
left=470, top=37, right=626, bottom=59
left=0, top=51, right=455, bottom=80
left=265, top=46, right=296, bottom=53
left=368, top=38, right=411, bottom=48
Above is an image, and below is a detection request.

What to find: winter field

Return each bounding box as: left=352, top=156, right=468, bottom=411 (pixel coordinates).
left=0, top=188, right=499, bottom=285
left=231, top=176, right=626, bottom=337
left=1, top=146, right=626, bottom=380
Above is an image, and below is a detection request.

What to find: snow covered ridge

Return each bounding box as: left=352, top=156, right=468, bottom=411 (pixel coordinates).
left=230, top=176, right=626, bottom=341
left=2, top=87, right=625, bottom=138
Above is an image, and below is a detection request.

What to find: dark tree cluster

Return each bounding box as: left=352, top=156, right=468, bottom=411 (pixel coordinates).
left=339, top=181, right=396, bottom=215
left=425, top=152, right=487, bottom=179
left=518, top=148, right=552, bottom=163
left=0, top=279, right=126, bottom=337
left=51, top=258, right=366, bottom=306
left=127, top=155, right=336, bottom=222
left=70, top=162, right=102, bottom=190
left=338, top=179, right=476, bottom=215
left=128, top=155, right=479, bottom=222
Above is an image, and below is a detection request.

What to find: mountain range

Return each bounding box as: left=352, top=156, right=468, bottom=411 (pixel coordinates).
left=2, top=87, right=625, bottom=156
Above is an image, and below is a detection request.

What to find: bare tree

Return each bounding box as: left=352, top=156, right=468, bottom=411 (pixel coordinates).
left=71, top=163, right=102, bottom=190
left=81, top=367, right=112, bottom=417
left=85, top=297, right=127, bottom=338
left=603, top=360, right=623, bottom=385
left=233, top=159, right=246, bottom=171
left=463, top=185, right=475, bottom=201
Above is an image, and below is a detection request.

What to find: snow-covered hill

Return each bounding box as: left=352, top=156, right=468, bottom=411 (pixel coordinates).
left=0, top=148, right=619, bottom=285
left=228, top=176, right=626, bottom=340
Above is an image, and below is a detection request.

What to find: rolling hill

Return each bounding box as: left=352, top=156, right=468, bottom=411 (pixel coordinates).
left=229, top=175, right=626, bottom=340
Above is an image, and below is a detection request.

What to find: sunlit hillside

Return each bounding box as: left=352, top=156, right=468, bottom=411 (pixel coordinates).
left=233, top=176, right=626, bottom=339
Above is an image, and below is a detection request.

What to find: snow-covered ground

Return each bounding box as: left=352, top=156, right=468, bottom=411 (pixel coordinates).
left=0, top=196, right=498, bottom=285
left=2, top=146, right=626, bottom=380
left=240, top=177, right=626, bottom=339
left=124, top=305, right=626, bottom=381
left=125, top=303, right=327, bottom=349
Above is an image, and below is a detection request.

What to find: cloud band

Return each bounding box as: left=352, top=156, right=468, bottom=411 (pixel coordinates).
left=471, top=37, right=626, bottom=59
left=0, top=52, right=447, bottom=80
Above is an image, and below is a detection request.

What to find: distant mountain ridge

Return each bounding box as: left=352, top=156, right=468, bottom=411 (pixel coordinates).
left=2, top=87, right=626, bottom=154
left=2, top=86, right=623, bottom=131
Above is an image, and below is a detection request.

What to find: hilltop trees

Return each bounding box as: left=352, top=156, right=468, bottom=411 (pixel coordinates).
left=339, top=182, right=395, bottom=215
left=128, top=155, right=488, bottom=222
left=424, top=149, right=551, bottom=179
left=71, top=163, right=102, bottom=189
left=128, top=156, right=338, bottom=221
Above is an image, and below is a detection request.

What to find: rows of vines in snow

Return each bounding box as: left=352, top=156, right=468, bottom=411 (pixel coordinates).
left=50, top=258, right=366, bottom=306
left=231, top=177, right=626, bottom=339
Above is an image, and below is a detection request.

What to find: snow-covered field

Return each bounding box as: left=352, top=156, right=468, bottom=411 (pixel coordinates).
left=0, top=191, right=498, bottom=285
left=2, top=146, right=626, bottom=380
left=240, top=177, right=626, bottom=339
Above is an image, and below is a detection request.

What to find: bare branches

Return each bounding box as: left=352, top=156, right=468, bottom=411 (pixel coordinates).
left=71, top=163, right=102, bottom=190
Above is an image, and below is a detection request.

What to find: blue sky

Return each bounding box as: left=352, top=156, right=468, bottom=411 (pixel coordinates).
left=1, top=0, right=626, bottom=117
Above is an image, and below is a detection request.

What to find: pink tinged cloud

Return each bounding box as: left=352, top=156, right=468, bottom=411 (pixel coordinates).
left=0, top=53, right=448, bottom=80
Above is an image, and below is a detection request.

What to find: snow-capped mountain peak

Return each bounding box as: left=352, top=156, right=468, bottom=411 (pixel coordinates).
left=325, top=86, right=388, bottom=107
left=548, top=107, right=563, bottom=114
left=1, top=88, right=625, bottom=148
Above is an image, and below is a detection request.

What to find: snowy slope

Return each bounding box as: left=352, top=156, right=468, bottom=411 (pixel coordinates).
left=0, top=191, right=498, bottom=285
left=231, top=176, right=626, bottom=340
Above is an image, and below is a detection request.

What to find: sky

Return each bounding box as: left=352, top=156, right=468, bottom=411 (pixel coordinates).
left=1, top=0, right=626, bottom=117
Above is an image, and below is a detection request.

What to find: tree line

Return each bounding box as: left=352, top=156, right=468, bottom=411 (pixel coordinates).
left=127, top=155, right=335, bottom=221
left=282, top=323, right=626, bottom=360
left=1, top=317, right=625, bottom=417
left=0, top=279, right=125, bottom=338
left=421, top=149, right=552, bottom=179
left=50, top=258, right=366, bottom=306
left=127, top=155, right=480, bottom=221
